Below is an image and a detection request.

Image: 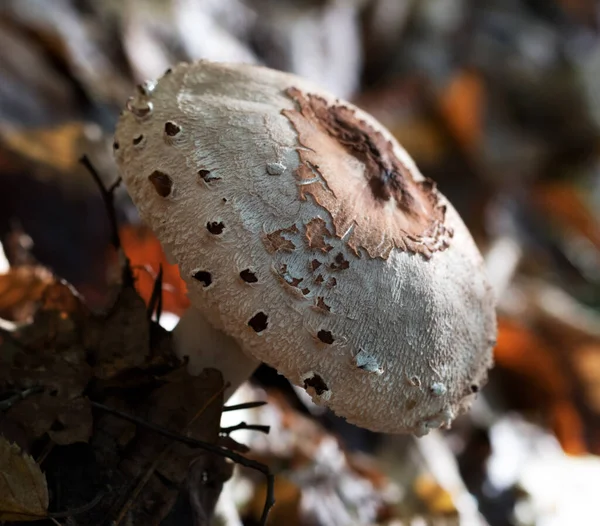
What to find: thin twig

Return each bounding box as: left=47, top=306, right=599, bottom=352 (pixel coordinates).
left=48, top=486, right=110, bottom=518
left=91, top=401, right=275, bottom=525
left=0, top=385, right=43, bottom=411
left=147, top=265, right=164, bottom=323
left=79, top=155, right=121, bottom=250
left=220, top=422, right=270, bottom=435
left=222, top=401, right=267, bottom=412
left=80, top=155, right=134, bottom=286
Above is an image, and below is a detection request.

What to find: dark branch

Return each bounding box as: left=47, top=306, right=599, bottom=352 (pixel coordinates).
left=222, top=401, right=268, bottom=412
left=220, top=422, right=270, bottom=435
left=147, top=264, right=164, bottom=323
left=79, top=155, right=133, bottom=287
left=0, top=385, right=44, bottom=411
left=48, top=486, right=110, bottom=518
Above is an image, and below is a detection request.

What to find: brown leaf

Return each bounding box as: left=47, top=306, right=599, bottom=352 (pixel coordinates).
left=0, top=436, right=48, bottom=521
left=438, top=69, right=485, bottom=153
left=0, top=266, right=54, bottom=322
left=494, top=317, right=588, bottom=455
left=85, top=285, right=151, bottom=379
left=149, top=368, right=226, bottom=483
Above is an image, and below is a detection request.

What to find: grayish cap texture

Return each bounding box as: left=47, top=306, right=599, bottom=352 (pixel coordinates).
left=114, top=60, right=497, bottom=435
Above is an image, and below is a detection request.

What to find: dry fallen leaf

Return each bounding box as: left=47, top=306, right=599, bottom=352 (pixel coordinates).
left=0, top=436, right=48, bottom=521
left=85, top=283, right=151, bottom=379
left=0, top=265, right=54, bottom=322
left=438, top=69, right=485, bottom=154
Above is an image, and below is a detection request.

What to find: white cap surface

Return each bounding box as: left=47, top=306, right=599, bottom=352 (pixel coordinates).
left=114, top=61, right=497, bottom=435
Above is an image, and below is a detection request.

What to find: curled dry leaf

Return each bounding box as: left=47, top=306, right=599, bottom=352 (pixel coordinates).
left=1, top=279, right=93, bottom=445
left=0, top=265, right=54, bottom=322
left=84, top=284, right=151, bottom=379
left=0, top=436, right=48, bottom=521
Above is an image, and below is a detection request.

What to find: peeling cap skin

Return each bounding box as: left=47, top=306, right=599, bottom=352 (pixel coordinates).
left=113, top=60, right=497, bottom=435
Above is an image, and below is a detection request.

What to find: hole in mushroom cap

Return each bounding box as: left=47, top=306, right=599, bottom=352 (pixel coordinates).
left=355, top=349, right=383, bottom=374
left=317, top=330, right=334, bottom=344
left=164, top=121, right=181, bottom=136
left=430, top=383, right=447, bottom=397
left=129, top=101, right=153, bottom=118
left=198, top=169, right=220, bottom=183
left=330, top=253, right=349, bottom=270
left=207, top=221, right=225, bottom=235
left=148, top=171, right=173, bottom=197
left=409, top=376, right=421, bottom=387
left=240, top=269, right=258, bottom=283
left=192, top=270, right=212, bottom=287
left=113, top=141, right=120, bottom=150
left=132, top=134, right=144, bottom=145
left=303, top=374, right=329, bottom=395
left=248, top=312, right=268, bottom=333
left=471, top=384, right=479, bottom=393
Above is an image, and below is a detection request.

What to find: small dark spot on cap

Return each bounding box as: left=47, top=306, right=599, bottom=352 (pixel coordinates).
left=165, top=121, right=181, bottom=136
left=113, top=141, right=120, bottom=150
left=207, top=221, right=225, bottom=235
left=192, top=270, right=212, bottom=287
left=317, top=330, right=334, bottom=344
left=310, top=259, right=322, bottom=271
left=148, top=170, right=173, bottom=197
left=248, top=312, right=268, bottom=333
left=330, top=253, right=349, bottom=271
left=132, top=134, right=144, bottom=145
left=222, top=198, right=228, bottom=203
left=405, top=399, right=417, bottom=411
left=301, top=287, right=310, bottom=295
left=198, top=169, right=220, bottom=183
left=240, top=269, right=258, bottom=283
left=471, top=384, right=479, bottom=393
left=164, top=68, right=172, bottom=75
left=303, top=374, right=328, bottom=395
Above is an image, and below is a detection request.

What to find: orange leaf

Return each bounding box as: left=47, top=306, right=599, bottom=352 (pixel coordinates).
left=438, top=69, right=484, bottom=153
left=534, top=180, right=600, bottom=250
left=0, top=266, right=54, bottom=322
left=119, top=224, right=190, bottom=316
left=495, top=317, right=587, bottom=455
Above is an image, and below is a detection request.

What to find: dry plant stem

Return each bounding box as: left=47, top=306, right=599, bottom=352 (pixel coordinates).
left=90, top=401, right=276, bottom=525
left=0, top=385, right=43, bottom=411
left=220, top=422, right=271, bottom=435
left=222, top=401, right=267, bottom=412
left=48, top=487, right=109, bottom=519
left=173, top=306, right=260, bottom=400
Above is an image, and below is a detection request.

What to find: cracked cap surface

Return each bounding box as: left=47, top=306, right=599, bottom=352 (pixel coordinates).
left=114, top=60, right=497, bottom=435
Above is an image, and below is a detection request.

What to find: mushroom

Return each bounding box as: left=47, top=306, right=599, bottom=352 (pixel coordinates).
left=113, top=60, right=497, bottom=435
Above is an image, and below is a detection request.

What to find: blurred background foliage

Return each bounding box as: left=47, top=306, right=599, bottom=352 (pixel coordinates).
left=1, top=0, right=600, bottom=525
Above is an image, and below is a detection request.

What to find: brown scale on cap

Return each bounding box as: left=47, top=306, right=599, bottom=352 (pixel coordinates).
left=262, top=225, right=299, bottom=253
left=305, top=217, right=334, bottom=252
left=282, top=87, right=453, bottom=259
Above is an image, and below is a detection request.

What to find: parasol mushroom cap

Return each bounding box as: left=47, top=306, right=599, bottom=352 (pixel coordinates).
left=114, top=60, right=497, bottom=435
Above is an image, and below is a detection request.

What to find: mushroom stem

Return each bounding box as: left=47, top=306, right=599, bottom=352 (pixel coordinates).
left=172, top=306, right=261, bottom=399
